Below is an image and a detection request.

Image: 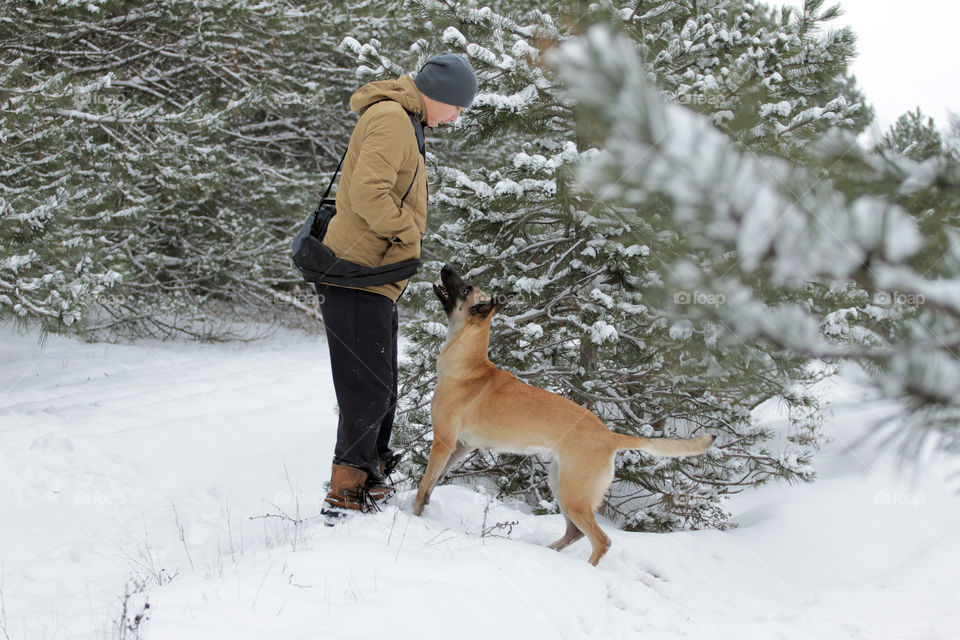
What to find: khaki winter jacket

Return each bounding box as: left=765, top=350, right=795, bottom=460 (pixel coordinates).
left=322, top=75, right=428, bottom=302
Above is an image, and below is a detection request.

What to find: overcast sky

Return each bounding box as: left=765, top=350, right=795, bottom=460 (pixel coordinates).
left=778, top=0, right=959, bottom=138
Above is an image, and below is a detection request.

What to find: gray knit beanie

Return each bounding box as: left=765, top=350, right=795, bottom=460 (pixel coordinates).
left=413, top=53, right=478, bottom=108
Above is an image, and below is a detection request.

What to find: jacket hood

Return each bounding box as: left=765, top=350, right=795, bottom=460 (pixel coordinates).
left=349, top=75, right=426, bottom=119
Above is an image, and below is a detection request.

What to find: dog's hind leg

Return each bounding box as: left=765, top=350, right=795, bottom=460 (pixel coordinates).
left=547, top=514, right=584, bottom=551
left=555, top=456, right=615, bottom=565
left=566, top=507, right=610, bottom=566
left=414, top=437, right=467, bottom=516
left=546, top=459, right=585, bottom=552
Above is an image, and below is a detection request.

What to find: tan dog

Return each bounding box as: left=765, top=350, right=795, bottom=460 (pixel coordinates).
left=413, top=264, right=715, bottom=565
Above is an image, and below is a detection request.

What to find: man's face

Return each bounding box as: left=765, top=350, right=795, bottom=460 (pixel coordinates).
left=423, top=95, right=464, bottom=128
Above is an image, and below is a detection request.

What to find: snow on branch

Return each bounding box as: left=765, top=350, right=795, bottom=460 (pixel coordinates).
left=554, top=27, right=922, bottom=284
left=552, top=26, right=960, bottom=453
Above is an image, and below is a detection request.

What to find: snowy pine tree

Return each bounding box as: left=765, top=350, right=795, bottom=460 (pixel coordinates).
left=555, top=25, right=960, bottom=459
left=0, top=1, right=400, bottom=338
left=385, top=0, right=876, bottom=531
left=882, top=108, right=947, bottom=162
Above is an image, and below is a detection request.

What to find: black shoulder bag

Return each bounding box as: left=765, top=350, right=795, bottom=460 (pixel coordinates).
left=291, top=109, right=424, bottom=288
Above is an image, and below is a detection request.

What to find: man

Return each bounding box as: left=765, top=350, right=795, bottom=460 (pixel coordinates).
left=319, top=53, right=477, bottom=513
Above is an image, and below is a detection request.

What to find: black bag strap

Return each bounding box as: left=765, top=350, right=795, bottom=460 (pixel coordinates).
left=409, top=109, right=425, bottom=158
left=312, top=148, right=347, bottom=225
left=399, top=163, right=418, bottom=208
left=400, top=110, right=425, bottom=208
left=321, top=148, right=348, bottom=201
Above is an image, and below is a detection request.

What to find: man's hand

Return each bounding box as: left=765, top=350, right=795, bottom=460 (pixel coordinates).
left=390, top=223, right=421, bottom=245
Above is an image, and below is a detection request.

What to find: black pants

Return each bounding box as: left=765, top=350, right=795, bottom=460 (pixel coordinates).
left=316, top=284, right=398, bottom=474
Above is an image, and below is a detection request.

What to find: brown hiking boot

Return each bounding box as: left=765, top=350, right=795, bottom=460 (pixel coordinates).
left=379, top=450, right=404, bottom=477
left=325, top=463, right=377, bottom=512
left=364, top=450, right=403, bottom=502
left=365, top=468, right=396, bottom=501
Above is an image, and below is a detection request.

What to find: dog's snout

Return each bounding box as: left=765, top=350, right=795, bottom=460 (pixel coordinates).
left=440, top=264, right=464, bottom=291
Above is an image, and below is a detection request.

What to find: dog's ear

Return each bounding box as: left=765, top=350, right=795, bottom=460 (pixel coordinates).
left=468, top=300, right=496, bottom=319
left=468, top=292, right=516, bottom=319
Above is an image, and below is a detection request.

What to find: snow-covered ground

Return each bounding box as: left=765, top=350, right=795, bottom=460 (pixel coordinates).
left=1, top=324, right=958, bottom=639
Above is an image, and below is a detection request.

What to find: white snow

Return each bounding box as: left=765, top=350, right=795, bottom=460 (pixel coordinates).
left=1, top=324, right=959, bottom=638
left=470, top=85, right=539, bottom=114
left=589, top=288, right=615, bottom=309
left=760, top=100, right=792, bottom=118
left=511, top=38, right=540, bottom=61
left=668, top=318, right=694, bottom=340
left=520, top=323, right=544, bottom=340
left=874, top=264, right=960, bottom=318
left=441, top=27, right=467, bottom=49
left=513, top=151, right=554, bottom=173
left=589, top=320, right=618, bottom=344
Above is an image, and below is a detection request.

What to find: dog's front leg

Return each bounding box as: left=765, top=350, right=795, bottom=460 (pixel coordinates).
left=414, top=437, right=460, bottom=516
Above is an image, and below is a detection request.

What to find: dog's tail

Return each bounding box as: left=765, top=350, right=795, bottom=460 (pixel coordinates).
left=612, top=433, right=715, bottom=458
